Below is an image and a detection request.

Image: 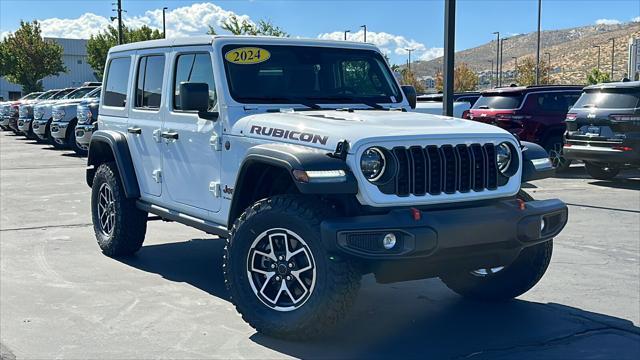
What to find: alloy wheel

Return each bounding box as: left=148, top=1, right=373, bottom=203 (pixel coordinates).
left=97, top=183, right=116, bottom=236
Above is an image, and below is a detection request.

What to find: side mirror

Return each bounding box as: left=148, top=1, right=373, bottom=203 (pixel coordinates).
left=401, top=85, right=417, bottom=109
left=179, top=82, right=218, bottom=120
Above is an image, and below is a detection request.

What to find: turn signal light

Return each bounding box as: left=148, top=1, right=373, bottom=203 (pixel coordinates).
left=612, top=146, right=633, bottom=152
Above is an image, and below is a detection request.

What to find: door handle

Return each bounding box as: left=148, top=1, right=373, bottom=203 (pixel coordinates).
left=127, top=127, right=142, bottom=134
left=161, top=131, right=179, bottom=140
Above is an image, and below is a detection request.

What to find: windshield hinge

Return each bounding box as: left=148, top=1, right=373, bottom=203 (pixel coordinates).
left=328, top=139, right=350, bottom=161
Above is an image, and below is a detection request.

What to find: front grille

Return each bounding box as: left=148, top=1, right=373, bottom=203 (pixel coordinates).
left=380, top=143, right=499, bottom=197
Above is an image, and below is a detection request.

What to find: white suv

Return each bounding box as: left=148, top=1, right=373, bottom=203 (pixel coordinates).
left=87, top=36, right=567, bottom=339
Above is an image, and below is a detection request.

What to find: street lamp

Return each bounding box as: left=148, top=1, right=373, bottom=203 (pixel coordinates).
left=535, top=0, right=542, bottom=85
left=344, top=30, right=350, bottom=41
left=162, top=7, right=168, bottom=39
left=492, top=32, right=500, bottom=87
left=360, top=25, right=367, bottom=42
left=610, top=37, right=615, bottom=80
left=593, top=45, right=601, bottom=71
left=405, top=48, right=415, bottom=71
left=499, top=38, right=505, bottom=86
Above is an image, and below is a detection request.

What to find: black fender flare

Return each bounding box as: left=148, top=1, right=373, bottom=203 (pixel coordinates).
left=86, top=130, right=140, bottom=198
left=521, top=141, right=554, bottom=182
left=229, top=143, right=358, bottom=224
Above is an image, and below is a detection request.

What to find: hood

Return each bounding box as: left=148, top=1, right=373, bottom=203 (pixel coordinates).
left=233, top=109, right=514, bottom=152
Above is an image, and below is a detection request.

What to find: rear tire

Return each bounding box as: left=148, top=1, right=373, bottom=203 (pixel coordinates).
left=440, top=191, right=553, bottom=301
left=584, top=162, right=620, bottom=180
left=91, top=162, right=147, bottom=256
left=543, top=136, right=571, bottom=172
left=224, top=195, right=361, bottom=340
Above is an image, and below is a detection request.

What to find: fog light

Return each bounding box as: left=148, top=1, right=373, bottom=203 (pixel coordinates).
left=382, top=233, right=396, bottom=250
left=540, top=218, right=546, bottom=232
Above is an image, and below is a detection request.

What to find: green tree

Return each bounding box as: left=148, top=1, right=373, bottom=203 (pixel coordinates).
left=435, top=63, right=479, bottom=92
left=516, top=57, right=552, bottom=86
left=400, top=68, right=426, bottom=93
left=0, top=21, right=67, bottom=93
left=208, top=15, right=288, bottom=37
left=87, top=25, right=163, bottom=80
left=586, top=68, right=610, bottom=84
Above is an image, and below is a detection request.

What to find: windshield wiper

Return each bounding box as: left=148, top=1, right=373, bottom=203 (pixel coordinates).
left=304, top=97, right=387, bottom=110
left=236, top=97, right=324, bottom=110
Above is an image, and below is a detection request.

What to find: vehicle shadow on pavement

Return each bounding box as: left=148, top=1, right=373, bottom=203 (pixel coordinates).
left=555, top=165, right=640, bottom=183
left=118, top=239, right=640, bottom=359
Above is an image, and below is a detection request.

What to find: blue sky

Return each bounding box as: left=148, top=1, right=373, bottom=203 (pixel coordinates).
left=1, top=0, right=639, bottom=64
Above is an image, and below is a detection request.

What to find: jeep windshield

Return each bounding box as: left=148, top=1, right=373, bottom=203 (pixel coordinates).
left=473, top=94, right=524, bottom=110
left=222, top=45, right=402, bottom=106
left=573, top=88, right=640, bottom=109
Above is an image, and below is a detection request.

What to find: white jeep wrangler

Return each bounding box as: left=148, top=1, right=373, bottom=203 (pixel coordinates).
left=87, top=36, right=567, bottom=339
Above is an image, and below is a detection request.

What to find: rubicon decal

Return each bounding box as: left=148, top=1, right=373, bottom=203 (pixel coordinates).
left=250, top=125, right=328, bottom=145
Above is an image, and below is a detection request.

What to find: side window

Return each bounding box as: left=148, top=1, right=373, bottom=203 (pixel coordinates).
left=104, top=57, right=131, bottom=107
left=135, top=55, right=165, bottom=109
left=173, top=53, right=217, bottom=111
left=537, top=93, right=568, bottom=113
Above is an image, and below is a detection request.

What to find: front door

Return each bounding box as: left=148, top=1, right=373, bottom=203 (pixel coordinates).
left=127, top=51, right=167, bottom=197
left=161, top=48, right=221, bottom=214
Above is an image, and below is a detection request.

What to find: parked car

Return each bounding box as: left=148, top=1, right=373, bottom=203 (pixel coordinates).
left=413, top=100, right=470, bottom=118
left=86, top=36, right=567, bottom=339
left=417, top=91, right=481, bottom=107
left=464, top=85, right=583, bottom=171
left=0, top=92, right=44, bottom=133
left=50, top=86, right=101, bottom=152
left=30, top=88, right=77, bottom=148
left=564, top=80, right=640, bottom=179
left=74, top=89, right=101, bottom=155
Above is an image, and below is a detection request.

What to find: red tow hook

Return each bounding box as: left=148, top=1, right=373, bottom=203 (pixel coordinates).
left=411, top=207, right=421, bottom=221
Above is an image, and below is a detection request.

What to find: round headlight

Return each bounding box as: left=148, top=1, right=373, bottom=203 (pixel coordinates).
left=496, top=142, right=512, bottom=173
left=360, top=147, right=386, bottom=182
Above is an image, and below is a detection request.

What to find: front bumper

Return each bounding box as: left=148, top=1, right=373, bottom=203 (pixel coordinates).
left=0, top=115, right=11, bottom=127
left=321, top=197, right=567, bottom=262
left=32, top=119, right=49, bottom=138
left=17, top=117, right=32, bottom=133
left=75, top=123, right=95, bottom=149
left=50, top=121, right=69, bottom=141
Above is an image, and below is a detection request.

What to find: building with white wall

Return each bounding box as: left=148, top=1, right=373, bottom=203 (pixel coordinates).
left=0, top=38, right=96, bottom=101
left=628, top=37, right=640, bottom=81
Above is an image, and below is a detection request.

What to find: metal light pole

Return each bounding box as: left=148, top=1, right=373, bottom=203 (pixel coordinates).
left=512, top=56, right=518, bottom=81
left=492, top=31, right=500, bottom=87
left=162, top=7, right=168, bottom=39
left=499, top=38, right=505, bottom=86
left=443, top=0, right=456, bottom=117
left=610, top=37, right=615, bottom=80
left=405, top=48, right=415, bottom=71
left=593, top=45, right=601, bottom=71
left=535, top=0, right=542, bottom=85
left=114, top=0, right=124, bottom=45
left=544, top=52, right=551, bottom=84
left=488, top=60, right=494, bottom=87
left=360, top=25, right=367, bottom=42
left=344, top=30, right=350, bottom=40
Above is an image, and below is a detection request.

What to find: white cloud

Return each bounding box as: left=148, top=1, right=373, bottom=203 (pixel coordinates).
left=595, top=18, right=621, bottom=25
left=31, top=2, right=250, bottom=39
left=0, top=31, right=10, bottom=40
left=317, top=29, right=442, bottom=62
left=632, top=16, right=640, bottom=23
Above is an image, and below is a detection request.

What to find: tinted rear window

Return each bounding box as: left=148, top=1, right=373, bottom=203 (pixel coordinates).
left=104, top=57, right=131, bottom=107
left=573, top=89, right=640, bottom=109
left=473, top=94, right=523, bottom=109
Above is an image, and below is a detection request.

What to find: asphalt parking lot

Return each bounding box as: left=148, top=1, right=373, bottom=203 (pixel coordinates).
left=1, top=130, right=639, bottom=359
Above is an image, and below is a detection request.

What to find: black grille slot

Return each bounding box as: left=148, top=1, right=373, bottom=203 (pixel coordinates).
left=381, top=143, right=502, bottom=197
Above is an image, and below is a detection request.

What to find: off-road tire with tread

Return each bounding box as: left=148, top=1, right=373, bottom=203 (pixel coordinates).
left=91, top=162, right=147, bottom=256
left=440, top=191, right=553, bottom=301
left=224, top=194, right=361, bottom=340
left=584, top=161, right=620, bottom=180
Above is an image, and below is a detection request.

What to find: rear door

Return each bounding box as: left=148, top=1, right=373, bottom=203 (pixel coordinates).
left=126, top=50, right=168, bottom=197
left=161, top=48, right=222, bottom=216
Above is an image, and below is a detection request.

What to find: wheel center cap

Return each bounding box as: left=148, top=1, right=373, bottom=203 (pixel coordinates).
left=277, top=263, right=288, bottom=275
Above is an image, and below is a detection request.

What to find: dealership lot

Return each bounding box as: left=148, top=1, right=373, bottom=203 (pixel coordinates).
left=0, top=131, right=639, bottom=359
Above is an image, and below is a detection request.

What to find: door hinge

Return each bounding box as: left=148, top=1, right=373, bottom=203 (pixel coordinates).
left=209, top=133, right=222, bottom=151
left=152, top=169, right=162, bottom=183
left=209, top=181, right=221, bottom=197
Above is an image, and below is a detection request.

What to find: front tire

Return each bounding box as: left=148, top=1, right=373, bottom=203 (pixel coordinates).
left=91, top=162, right=147, bottom=256
left=584, top=162, right=620, bottom=180
left=440, top=191, right=553, bottom=301
left=224, top=195, right=361, bottom=340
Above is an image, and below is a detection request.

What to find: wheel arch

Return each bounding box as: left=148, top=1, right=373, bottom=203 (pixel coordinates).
left=86, top=130, right=140, bottom=198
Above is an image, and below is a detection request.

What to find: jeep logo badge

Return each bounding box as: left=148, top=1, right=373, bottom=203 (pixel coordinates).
left=587, top=113, right=596, bottom=119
